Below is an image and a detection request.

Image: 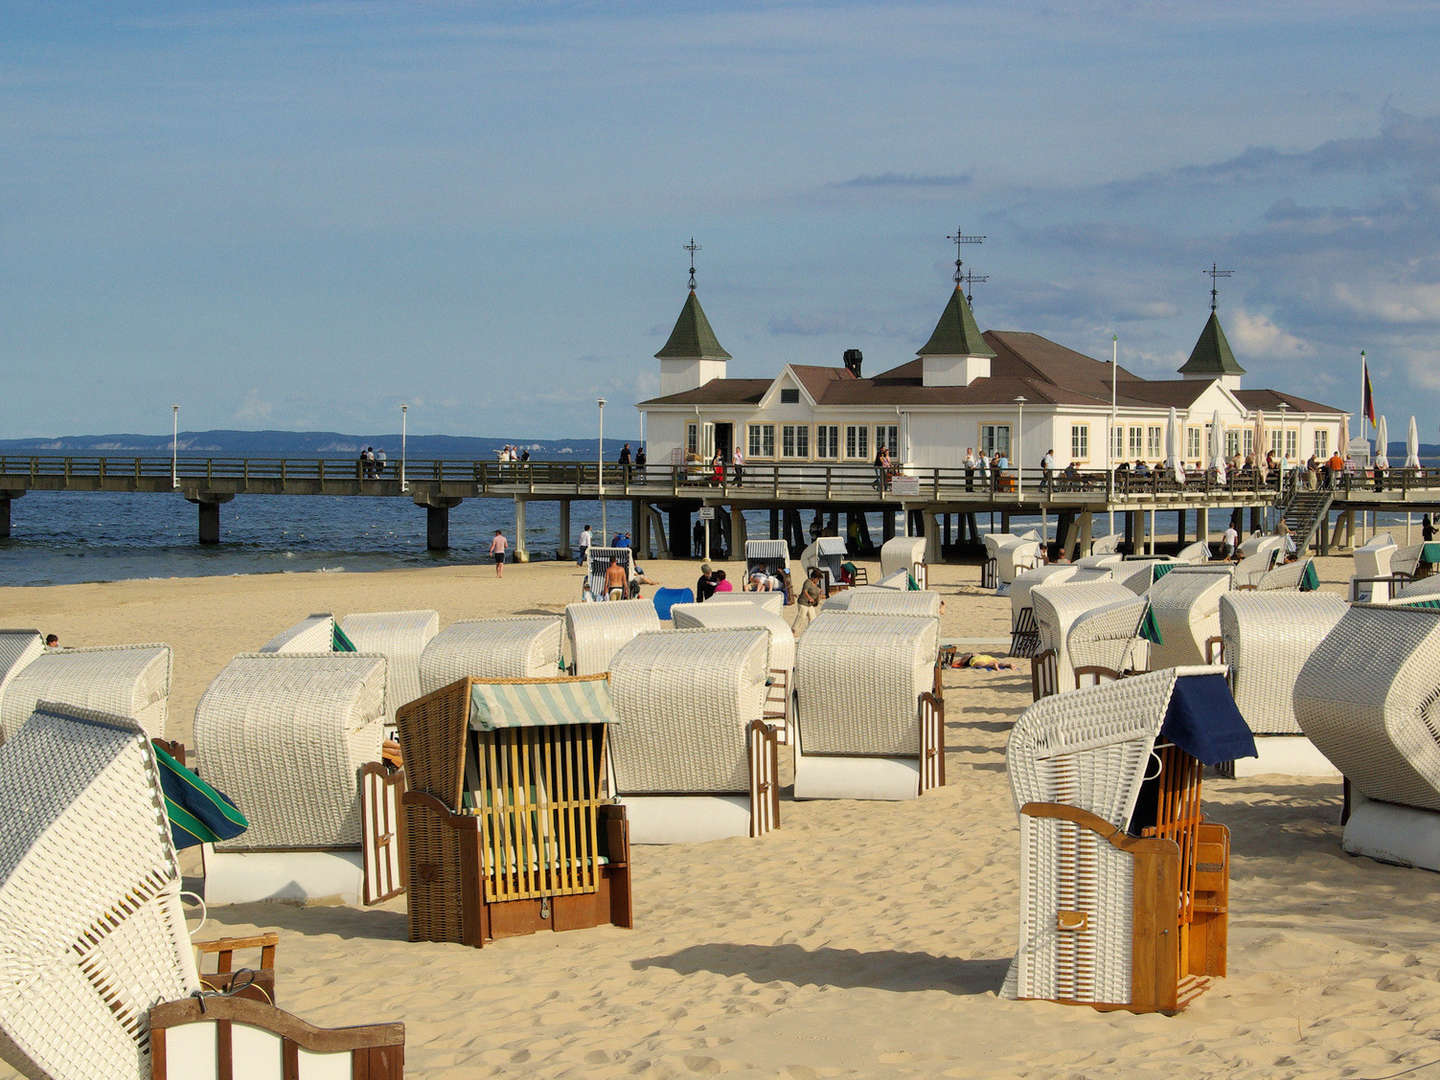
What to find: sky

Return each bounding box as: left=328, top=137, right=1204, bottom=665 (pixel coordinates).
left=5, top=0, right=1440, bottom=441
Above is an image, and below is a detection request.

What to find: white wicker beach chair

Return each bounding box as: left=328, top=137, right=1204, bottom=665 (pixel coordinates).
left=259, top=612, right=336, bottom=653
left=792, top=612, right=943, bottom=800
left=0, top=630, right=45, bottom=745
left=708, top=590, right=786, bottom=615
left=1113, top=557, right=1177, bottom=595
left=0, top=704, right=201, bottom=1080
left=1147, top=567, right=1233, bottom=670
left=1391, top=542, right=1427, bottom=580
left=418, top=616, right=563, bottom=694
left=564, top=598, right=662, bottom=676
left=800, top=536, right=849, bottom=592
left=1010, top=566, right=1099, bottom=657
left=1065, top=595, right=1150, bottom=685
left=1251, top=556, right=1312, bottom=592
left=1217, top=591, right=1346, bottom=777
left=845, top=589, right=942, bottom=617
left=339, top=609, right=439, bottom=723
left=607, top=628, right=778, bottom=843
left=670, top=602, right=794, bottom=676
left=880, top=535, right=928, bottom=589
left=1031, top=581, right=1138, bottom=693
left=193, top=652, right=398, bottom=906
left=1175, top=540, right=1211, bottom=564
left=0, top=643, right=172, bottom=743
left=1392, top=575, right=1440, bottom=603
left=1003, top=666, right=1250, bottom=1012
left=1236, top=531, right=1277, bottom=558
left=873, top=568, right=912, bottom=590
left=1350, top=533, right=1398, bottom=602
left=1294, top=604, right=1440, bottom=870
left=586, top=546, right=636, bottom=599
left=1074, top=552, right=1123, bottom=570
left=1090, top=533, right=1122, bottom=556
left=984, top=531, right=1043, bottom=587
left=744, top=538, right=792, bottom=586
left=1232, top=545, right=1281, bottom=590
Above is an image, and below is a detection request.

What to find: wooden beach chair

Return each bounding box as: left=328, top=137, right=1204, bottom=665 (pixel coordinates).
left=193, top=652, right=404, bottom=906
left=792, top=612, right=944, bottom=800
left=0, top=629, right=45, bottom=745
left=564, top=598, right=661, bottom=675
left=1146, top=566, right=1234, bottom=670
left=608, top=628, right=779, bottom=843
left=1003, top=666, right=1254, bottom=1013
left=339, top=609, right=439, bottom=725
left=0, top=642, right=172, bottom=743
left=1294, top=604, right=1440, bottom=871
left=419, top=616, right=563, bottom=695
left=1216, top=591, right=1346, bottom=777
left=880, top=534, right=928, bottom=589
left=396, top=674, right=633, bottom=948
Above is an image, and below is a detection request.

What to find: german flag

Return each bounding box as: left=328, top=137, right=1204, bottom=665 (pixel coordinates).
left=1363, top=354, right=1376, bottom=428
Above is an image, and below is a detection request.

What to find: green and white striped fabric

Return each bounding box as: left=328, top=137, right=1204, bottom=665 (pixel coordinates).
left=332, top=624, right=358, bottom=652
left=468, top=678, right=619, bottom=731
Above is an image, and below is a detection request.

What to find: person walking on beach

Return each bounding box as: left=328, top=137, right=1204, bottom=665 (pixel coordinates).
left=577, top=523, right=592, bottom=567
left=488, top=529, right=508, bottom=577
left=793, top=568, right=823, bottom=634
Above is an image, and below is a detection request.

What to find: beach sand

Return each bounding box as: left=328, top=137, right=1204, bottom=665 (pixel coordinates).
left=3, top=555, right=1438, bottom=1078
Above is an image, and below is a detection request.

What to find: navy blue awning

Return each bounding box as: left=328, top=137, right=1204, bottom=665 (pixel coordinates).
left=1159, top=672, right=1257, bottom=766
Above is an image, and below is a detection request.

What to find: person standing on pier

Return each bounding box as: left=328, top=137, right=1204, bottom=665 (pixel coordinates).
left=619, top=442, right=632, bottom=483
left=731, top=444, right=745, bottom=487
left=488, top=529, right=508, bottom=577
left=1041, top=449, right=1056, bottom=494
left=964, top=447, right=977, bottom=491
left=376, top=448, right=387, bottom=477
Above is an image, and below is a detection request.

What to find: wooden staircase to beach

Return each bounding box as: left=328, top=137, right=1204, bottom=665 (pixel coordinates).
left=1281, top=487, right=1334, bottom=554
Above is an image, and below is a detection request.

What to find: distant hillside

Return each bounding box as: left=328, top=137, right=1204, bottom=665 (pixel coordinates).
left=0, top=430, right=628, bottom=459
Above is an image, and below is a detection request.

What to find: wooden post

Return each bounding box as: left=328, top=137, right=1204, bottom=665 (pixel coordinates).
left=668, top=503, right=692, bottom=559
left=769, top=507, right=779, bottom=540
left=1077, top=509, right=1093, bottom=559
left=513, top=498, right=528, bottom=561
left=1198, top=507, right=1210, bottom=547
left=427, top=505, right=450, bottom=551
left=881, top=508, right=896, bottom=543
left=924, top=510, right=941, bottom=563
left=0, top=495, right=12, bottom=539
left=557, top=500, right=571, bottom=559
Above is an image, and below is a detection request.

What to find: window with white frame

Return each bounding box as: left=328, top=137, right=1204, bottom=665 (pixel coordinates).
left=845, top=424, right=869, bottom=460
left=686, top=423, right=699, bottom=456
left=1315, top=430, right=1329, bottom=458
left=1225, top=430, right=1240, bottom=458
left=1186, top=427, right=1202, bottom=460
left=1070, top=424, right=1089, bottom=462
left=876, top=424, right=899, bottom=457
left=1285, top=430, right=1298, bottom=458
left=1128, top=426, right=1144, bottom=457
left=747, top=423, right=775, bottom=459
left=1270, top=431, right=1283, bottom=456
left=1242, top=430, right=1253, bottom=456
left=1146, top=426, right=1163, bottom=458
left=781, top=424, right=809, bottom=459
left=1111, top=426, right=1124, bottom=461
left=980, top=424, right=1011, bottom=458
left=815, top=424, right=839, bottom=459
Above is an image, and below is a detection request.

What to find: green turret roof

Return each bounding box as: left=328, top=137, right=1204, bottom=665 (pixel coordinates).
left=655, top=290, right=731, bottom=360
left=1179, top=311, right=1245, bottom=376
left=917, top=287, right=995, bottom=358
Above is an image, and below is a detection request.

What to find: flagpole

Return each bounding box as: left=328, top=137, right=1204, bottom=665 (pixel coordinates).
left=1109, top=334, right=1117, bottom=540
left=1360, top=349, right=1366, bottom=435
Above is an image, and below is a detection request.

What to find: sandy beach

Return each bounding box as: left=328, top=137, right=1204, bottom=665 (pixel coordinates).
left=3, top=554, right=1438, bottom=1079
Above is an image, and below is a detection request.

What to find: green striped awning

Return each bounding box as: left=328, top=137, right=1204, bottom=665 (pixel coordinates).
left=332, top=624, right=358, bottom=652
left=1423, top=543, right=1440, bottom=566
left=468, top=677, right=619, bottom=731
left=1151, top=562, right=1177, bottom=582
left=1300, top=561, right=1320, bottom=591
left=1138, top=604, right=1164, bottom=645
left=154, top=744, right=248, bottom=849
left=1400, top=598, right=1440, bottom=611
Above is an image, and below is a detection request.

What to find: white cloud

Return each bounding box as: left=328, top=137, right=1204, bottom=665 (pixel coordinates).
left=1227, top=309, right=1313, bottom=358
left=1333, top=281, right=1440, bottom=324
left=233, top=390, right=273, bottom=423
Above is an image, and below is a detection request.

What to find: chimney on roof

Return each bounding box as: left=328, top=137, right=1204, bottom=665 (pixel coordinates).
left=843, top=348, right=863, bottom=378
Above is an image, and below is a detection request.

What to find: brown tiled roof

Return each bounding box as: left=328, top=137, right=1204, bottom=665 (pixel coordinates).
left=789, top=364, right=858, bottom=401
left=1110, top=381, right=1211, bottom=409
left=1234, top=389, right=1343, bottom=414
left=638, top=379, right=770, bottom=406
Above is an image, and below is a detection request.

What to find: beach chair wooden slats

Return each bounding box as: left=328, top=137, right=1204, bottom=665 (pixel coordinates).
left=193, top=932, right=279, bottom=1002
left=748, top=719, right=781, bottom=837
left=1010, top=606, right=1040, bottom=659
left=360, top=763, right=407, bottom=905
left=148, top=996, right=405, bottom=1079
left=1031, top=649, right=1058, bottom=702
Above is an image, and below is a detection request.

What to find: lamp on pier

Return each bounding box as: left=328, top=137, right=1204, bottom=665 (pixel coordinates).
left=1014, top=396, right=1027, bottom=503
left=597, top=397, right=607, bottom=539
left=401, top=403, right=409, bottom=493
left=171, top=404, right=179, bottom=490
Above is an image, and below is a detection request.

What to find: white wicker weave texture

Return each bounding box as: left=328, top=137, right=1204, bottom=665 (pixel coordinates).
left=608, top=627, right=770, bottom=794
left=418, top=617, right=563, bottom=694
left=846, top=590, right=942, bottom=617
left=669, top=603, right=794, bottom=674
left=707, top=591, right=786, bottom=615
left=1220, top=592, right=1346, bottom=735
left=1011, top=565, right=1081, bottom=630
left=1147, top=570, right=1232, bottom=669
left=193, top=652, right=388, bottom=851
left=1397, top=575, right=1440, bottom=600
left=1031, top=581, right=1136, bottom=690
left=1114, top=559, right=1173, bottom=595
left=880, top=536, right=926, bottom=580
left=0, top=704, right=199, bottom=1080
left=1066, top=596, right=1148, bottom=679
left=1351, top=537, right=1398, bottom=602
left=1233, top=548, right=1279, bottom=589
left=0, top=644, right=172, bottom=744
left=1392, top=543, right=1427, bottom=579
left=564, top=599, right=662, bottom=676
left=0, top=631, right=44, bottom=745
left=1295, top=604, right=1440, bottom=811
left=258, top=613, right=334, bottom=653
left=338, top=609, right=438, bottom=721
left=1254, top=558, right=1311, bottom=592
left=792, top=612, right=937, bottom=756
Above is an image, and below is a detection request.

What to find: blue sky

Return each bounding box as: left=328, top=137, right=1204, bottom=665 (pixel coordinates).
left=5, top=1, right=1440, bottom=441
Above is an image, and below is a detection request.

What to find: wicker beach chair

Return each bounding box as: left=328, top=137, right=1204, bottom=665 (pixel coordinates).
left=564, top=598, right=662, bottom=676
left=0, top=643, right=172, bottom=744
left=339, top=609, right=439, bottom=724
left=396, top=674, right=632, bottom=947
left=708, top=590, right=786, bottom=615
left=607, top=628, right=779, bottom=843
left=1236, top=531, right=1278, bottom=558
left=418, top=616, right=563, bottom=695
left=1113, top=557, right=1177, bottom=595
left=801, top=536, right=850, bottom=592
left=791, top=612, right=944, bottom=800
left=258, top=612, right=337, bottom=653
left=1090, top=533, right=1122, bottom=556
left=670, top=601, right=794, bottom=740
left=873, top=568, right=912, bottom=590
left=1294, top=604, right=1440, bottom=871
left=1065, top=595, right=1151, bottom=687
left=1010, top=566, right=1098, bottom=657
left=0, top=630, right=45, bottom=745
left=1349, top=533, right=1398, bottom=602
left=745, top=538, right=792, bottom=589
left=1251, top=556, right=1314, bottom=592
left=1031, top=581, right=1138, bottom=693
left=1175, top=540, right=1211, bottom=564
left=983, top=531, right=1042, bottom=588
left=846, top=589, right=942, bottom=617
left=585, top=546, right=636, bottom=600
left=1392, top=575, right=1440, bottom=604
left=1232, top=545, right=1281, bottom=590
left=1074, top=552, right=1123, bottom=570
left=193, top=652, right=403, bottom=906
left=881, top=535, right=928, bottom=589
left=1003, top=667, right=1254, bottom=1012
left=1147, top=566, right=1233, bottom=670
left=1216, top=591, right=1347, bottom=777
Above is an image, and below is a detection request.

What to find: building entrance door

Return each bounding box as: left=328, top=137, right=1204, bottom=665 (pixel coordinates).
left=713, top=423, right=733, bottom=460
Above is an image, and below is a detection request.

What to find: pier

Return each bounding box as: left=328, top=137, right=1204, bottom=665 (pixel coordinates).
left=3, top=455, right=1437, bottom=560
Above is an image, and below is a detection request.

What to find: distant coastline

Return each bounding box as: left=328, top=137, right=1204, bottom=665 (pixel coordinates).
left=0, top=429, right=625, bottom=459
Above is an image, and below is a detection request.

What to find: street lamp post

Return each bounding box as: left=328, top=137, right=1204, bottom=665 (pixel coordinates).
left=597, top=397, right=607, bottom=540
left=171, top=404, right=179, bottom=489
left=400, top=404, right=408, bottom=493
left=1013, top=396, right=1027, bottom=505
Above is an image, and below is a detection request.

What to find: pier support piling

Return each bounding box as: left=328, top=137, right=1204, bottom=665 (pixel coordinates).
left=183, top=490, right=235, bottom=546
left=558, top=501, right=571, bottom=559
left=513, top=499, right=529, bottom=562
left=0, top=492, right=19, bottom=539
left=413, top=494, right=464, bottom=551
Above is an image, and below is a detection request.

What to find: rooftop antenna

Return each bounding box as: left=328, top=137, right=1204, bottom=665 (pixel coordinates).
left=1204, top=261, right=1234, bottom=313
left=962, top=267, right=989, bottom=308
left=684, top=237, right=702, bottom=291
left=946, top=226, right=985, bottom=287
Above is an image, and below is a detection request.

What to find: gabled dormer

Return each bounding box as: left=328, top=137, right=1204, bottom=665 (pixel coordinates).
left=917, top=286, right=996, bottom=387
left=656, top=290, right=731, bottom=396
left=1179, top=310, right=1245, bottom=391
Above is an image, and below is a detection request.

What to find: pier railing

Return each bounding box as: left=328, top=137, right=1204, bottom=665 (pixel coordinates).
left=2, top=455, right=1437, bottom=503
